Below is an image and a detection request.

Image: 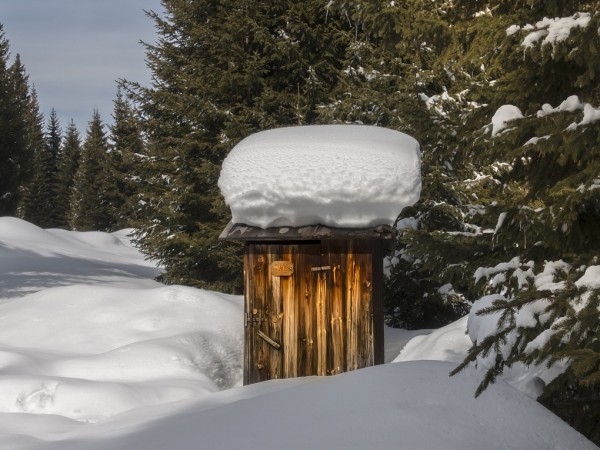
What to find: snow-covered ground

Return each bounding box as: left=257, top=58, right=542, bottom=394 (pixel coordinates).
left=0, top=217, right=596, bottom=449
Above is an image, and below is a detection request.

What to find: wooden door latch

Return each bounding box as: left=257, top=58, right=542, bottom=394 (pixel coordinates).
left=257, top=330, right=281, bottom=350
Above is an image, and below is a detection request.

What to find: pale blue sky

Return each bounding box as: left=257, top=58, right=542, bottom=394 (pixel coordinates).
left=1, top=0, right=163, bottom=134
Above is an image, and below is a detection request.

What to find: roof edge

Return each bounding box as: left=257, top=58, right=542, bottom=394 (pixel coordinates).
left=219, top=222, right=397, bottom=242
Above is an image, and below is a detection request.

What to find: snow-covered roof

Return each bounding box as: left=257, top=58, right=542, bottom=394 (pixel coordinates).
left=218, top=125, right=421, bottom=229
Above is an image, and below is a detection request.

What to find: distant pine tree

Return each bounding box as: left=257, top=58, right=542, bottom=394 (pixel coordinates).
left=70, top=110, right=114, bottom=231
left=108, top=88, right=145, bottom=229
left=17, top=89, right=52, bottom=227
left=55, top=120, right=81, bottom=229
left=0, top=33, right=31, bottom=214
left=44, top=109, right=62, bottom=226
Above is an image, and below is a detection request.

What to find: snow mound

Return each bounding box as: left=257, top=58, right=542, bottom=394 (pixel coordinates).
left=0, top=218, right=244, bottom=423
left=0, top=284, right=244, bottom=423
left=394, top=316, right=471, bottom=363
left=0, top=217, right=162, bottom=297
left=218, top=125, right=421, bottom=228
left=0, top=218, right=597, bottom=449
left=9, top=362, right=596, bottom=450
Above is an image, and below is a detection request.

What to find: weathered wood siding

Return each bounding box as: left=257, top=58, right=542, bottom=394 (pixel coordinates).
left=243, top=239, right=383, bottom=385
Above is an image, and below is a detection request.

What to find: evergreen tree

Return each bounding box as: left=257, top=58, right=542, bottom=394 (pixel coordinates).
left=109, top=88, right=145, bottom=229
left=44, top=109, right=62, bottom=225
left=55, top=120, right=81, bottom=229
left=124, top=0, right=353, bottom=292
left=0, top=29, right=30, bottom=215
left=296, top=0, right=600, bottom=440
left=445, top=2, right=600, bottom=442
left=354, top=0, right=600, bottom=442
left=314, top=1, right=470, bottom=328
left=70, top=110, right=114, bottom=231
left=46, top=110, right=62, bottom=159
left=21, top=108, right=64, bottom=228
left=17, top=89, right=52, bottom=227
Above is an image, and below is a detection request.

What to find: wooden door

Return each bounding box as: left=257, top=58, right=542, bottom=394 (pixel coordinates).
left=244, top=240, right=376, bottom=385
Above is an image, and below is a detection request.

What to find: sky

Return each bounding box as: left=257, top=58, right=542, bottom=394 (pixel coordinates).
left=1, top=0, right=163, bottom=134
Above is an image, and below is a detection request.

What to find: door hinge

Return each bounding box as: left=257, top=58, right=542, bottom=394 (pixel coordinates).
left=245, top=312, right=266, bottom=327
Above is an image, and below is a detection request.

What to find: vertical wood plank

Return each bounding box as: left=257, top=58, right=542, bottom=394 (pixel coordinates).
left=294, top=247, right=311, bottom=377
left=253, top=246, right=268, bottom=383
left=266, top=245, right=283, bottom=380
left=305, top=248, right=318, bottom=376
left=245, top=245, right=268, bottom=384
left=296, top=244, right=320, bottom=377
left=358, top=242, right=374, bottom=368
left=344, top=240, right=375, bottom=372
left=345, top=240, right=360, bottom=371
left=296, top=248, right=310, bottom=377
left=315, top=270, right=327, bottom=376
left=282, top=245, right=297, bottom=378
left=327, top=241, right=345, bottom=375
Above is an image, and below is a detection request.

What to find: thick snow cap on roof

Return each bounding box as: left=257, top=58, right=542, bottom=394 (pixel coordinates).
left=218, top=125, right=421, bottom=229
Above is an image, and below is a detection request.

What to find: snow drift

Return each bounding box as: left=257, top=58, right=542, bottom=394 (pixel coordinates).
left=0, top=217, right=597, bottom=450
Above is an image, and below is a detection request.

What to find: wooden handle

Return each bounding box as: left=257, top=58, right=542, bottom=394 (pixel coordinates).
left=257, top=330, right=281, bottom=350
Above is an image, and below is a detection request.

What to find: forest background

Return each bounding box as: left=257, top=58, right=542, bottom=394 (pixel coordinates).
left=0, top=0, right=599, bottom=444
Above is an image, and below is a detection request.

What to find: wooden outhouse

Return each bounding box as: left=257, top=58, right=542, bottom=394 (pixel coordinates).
left=220, top=222, right=395, bottom=385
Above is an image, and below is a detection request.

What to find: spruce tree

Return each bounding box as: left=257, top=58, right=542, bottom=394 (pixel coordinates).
left=55, top=120, right=81, bottom=229
left=124, top=0, right=353, bottom=292
left=21, top=108, right=63, bottom=228
left=314, top=1, right=471, bottom=328
left=18, top=89, right=52, bottom=227
left=369, top=0, right=600, bottom=442
left=0, top=31, right=30, bottom=215
left=70, top=110, right=114, bottom=231
left=108, top=88, right=145, bottom=229
left=0, top=25, right=14, bottom=211
left=318, top=1, right=600, bottom=439
left=44, top=109, right=62, bottom=226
